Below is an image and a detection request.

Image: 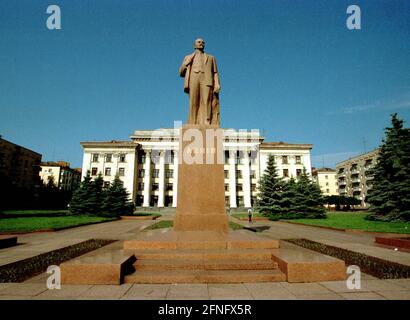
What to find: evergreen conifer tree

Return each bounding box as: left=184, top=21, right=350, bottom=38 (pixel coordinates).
left=87, top=173, right=104, bottom=214
left=280, top=177, right=298, bottom=218
left=255, top=154, right=285, bottom=215
left=69, top=171, right=93, bottom=214
left=367, top=114, right=410, bottom=221
left=101, top=175, right=134, bottom=217
left=291, top=168, right=326, bottom=218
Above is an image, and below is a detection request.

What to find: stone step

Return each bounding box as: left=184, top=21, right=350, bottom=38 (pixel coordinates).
left=271, top=242, right=346, bottom=283
left=130, top=248, right=273, bottom=261
left=61, top=250, right=136, bottom=285
left=124, top=269, right=286, bottom=284
left=123, top=230, right=279, bottom=250
left=134, top=259, right=278, bottom=271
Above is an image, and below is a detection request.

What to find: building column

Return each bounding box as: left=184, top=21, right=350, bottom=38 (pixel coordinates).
left=172, top=150, right=179, bottom=207
left=243, top=150, right=251, bottom=208
left=229, top=150, right=237, bottom=208
left=142, top=150, right=151, bottom=207
left=157, top=150, right=165, bottom=207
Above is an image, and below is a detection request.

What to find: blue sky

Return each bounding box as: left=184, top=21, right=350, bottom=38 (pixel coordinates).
left=1, top=0, right=409, bottom=168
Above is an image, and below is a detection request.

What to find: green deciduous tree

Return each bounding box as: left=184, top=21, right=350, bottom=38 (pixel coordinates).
left=366, top=114, right=410, bottom=221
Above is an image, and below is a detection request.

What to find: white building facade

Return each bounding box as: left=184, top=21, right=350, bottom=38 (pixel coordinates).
left=312, top=167, right=338, bottom=196
left=80, top=129, right=313, bottom=208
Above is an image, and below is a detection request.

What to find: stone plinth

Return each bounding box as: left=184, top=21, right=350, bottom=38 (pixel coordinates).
left=271, top=242, right=346, bottom=283
left=61, top=251, right=136, bottom=285
left=174, top=124, right=228, bottom=232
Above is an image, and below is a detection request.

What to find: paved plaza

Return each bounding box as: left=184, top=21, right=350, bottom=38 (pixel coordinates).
left=0, top=217, right=409, bottom=300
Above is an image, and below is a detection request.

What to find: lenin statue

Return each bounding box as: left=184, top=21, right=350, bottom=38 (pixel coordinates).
left=179, top=38, right=221, bottom=126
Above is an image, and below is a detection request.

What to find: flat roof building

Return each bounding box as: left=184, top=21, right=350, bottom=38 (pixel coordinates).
left=80, top=128, right=313, bottom=209
left=336, top=149, right=380, bottom=208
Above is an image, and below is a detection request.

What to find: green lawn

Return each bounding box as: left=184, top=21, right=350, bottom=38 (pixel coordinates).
left=2, top=210, right=69, bottom=216
left=0, top=216, right=117, bottom=233
left=229, top=221, right=245, bottom=230
left=284, top=212, right=410, bottom=234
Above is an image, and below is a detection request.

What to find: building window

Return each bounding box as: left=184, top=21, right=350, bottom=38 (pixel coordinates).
left=326, top=182, right=329, bottom=186
left=152, top=183, right=159, bottom=191
left=105, top=154, right=112, bottom=163
left=138, top=169, right=145, bottom=178
left=325, top=175, right=328, bottom=179
left=250, top=150, right=257, bottom=164
left=282, top=156, right=288, bottom=164
left=166, top=183, right=173, bottom=191
left=236, top=170, right=242, bottom=179
left=236, top=184, right=243, bottom=192
left=119, top=154, right=126, bottom=162
left=105, top=168, right=111, bottom=176
left=283, top=169, right=289, bottom=177
left=250, top=170, right=256, bottom=179
left=326, top=189, right=330, bottom=193
left=152, top=169, right=159, bottom=178
left=251, top=184, right=256, bottom=191
left=165, top=169, right=173, bottom=178
left=104, top=181, right=110, bottom=188
left=296, top=169, right=302, bottom=177
left=224, top=151, right=229, bottom=164
left=225, top=184, right=229, bottom=191
left=139, top=153, right=146, bottom=163
left=295, top=155, right=301, bottom=164
left=165, top=150, right=174, bottom=164
left=224, top=170, right=229, bottom=179
left=236, top=151, right=242, bottom=165
left=138, top=182, right=144, bottom=191
left=237, top=196, right=244, bottom=206
left=92, top=154, right=99, bottom=162
left=91, top=167, right=98, bottom=176
left=118, top=168, right=125, bottom=176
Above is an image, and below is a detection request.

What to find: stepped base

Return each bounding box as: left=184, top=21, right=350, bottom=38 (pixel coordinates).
left=124, top=230, right=279, bottom=250
left=135, top=259, right=277, bottom=271
left=123, top=229, right=284, bottom=283
left=124, top=269, right=286, bottom=284
left=130, top=248, right=274, bottom=261
left=60, top=231, right=347, bottom=285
